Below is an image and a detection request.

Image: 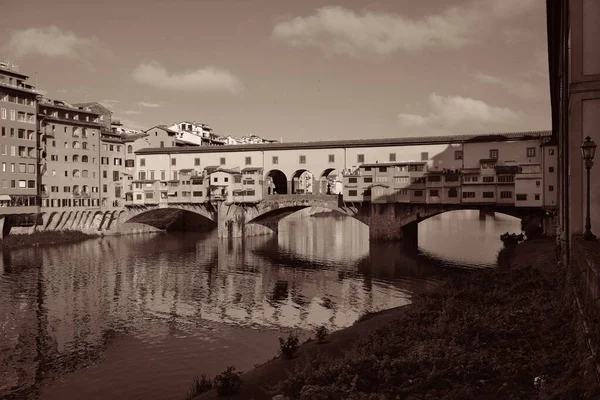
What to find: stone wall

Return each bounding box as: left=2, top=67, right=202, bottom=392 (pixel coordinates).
left=571, top=236, right=600, bottom=341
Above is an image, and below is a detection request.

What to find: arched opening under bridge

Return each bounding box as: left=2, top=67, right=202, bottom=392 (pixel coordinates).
left=125, top=208, right=216, bottom=232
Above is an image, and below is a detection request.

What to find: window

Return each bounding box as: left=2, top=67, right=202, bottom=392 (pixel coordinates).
left=454, top=150, right=463, bottom=160
left=497, top=176, right=514, bottom=183
left=526, top=147, right=536, bottom=157
left=389, top=153, right=396, bottom=162
left=421, top=152, right=428, bottom=161
left=82, top=170, right=89, bottom=178
left=160, top=141, right=164, bottom=148
left=145, top=192, right=154, bottom=199
left=220, top=157, right=226, bottom=165
left=376, top=176, right=388, bottom=182
left=536, top=181, right=540, bottom=187
left=193, top=191, right=203, bottom=197
left=427, top=175, right=441, bottom=182
left=549, top=167, right=554, bottom=173
left=113, top=171, right=120, bottom=181
left=224, top=177, right=229, bottom=183
left=113, top=158, right=122, bottom=166
left=234, top=175, right=242, bottom=183
left=125, top=159, right=134, bottom=167
left=414, top=190, right=423, bottom=197
left=364, top=177, right=373, bottom=183
left=299, top=155, right=306, bottom=164
left=0, top=108, right=5, bottom=119
left=171, top=158, right=176, bottom=166
left=549, top=149, right=555, bottom=155
left=10, top=110, right=15, bottom=120
left=140, top=158, right=145, bottom=167
left=329, top=154, right=335, bottom=163
left=535, top=194, right=540, bottom=200
left=245, top=156, right=252, bottom=165
left=127, top=145, right=133, bottom=154
left=489, top=149, right=499, bottom=159
left=516, top=194, right=527, bottom=201
left=500, top=191, right=512, bottom=199
left=448, top=188, right=458, bottom=198
left=482, top=192, right=495, bottom=198
left=348, top=190, right=357, bottom=196
left=462, top=191, right=476, bottom=198
left=357, top=154, right=364, bottom=163
left=483, top=176, right=494, bottom=183
left=348, top=177, right=357, bottom=184
left=194, top=158, right=200, bottom=166
left=272, top=156, right=278, bottom=164
left=429, top=189, right=439, bottom=197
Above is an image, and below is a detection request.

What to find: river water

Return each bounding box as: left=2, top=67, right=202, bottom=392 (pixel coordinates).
left=0, top=210, right=520, bottom=400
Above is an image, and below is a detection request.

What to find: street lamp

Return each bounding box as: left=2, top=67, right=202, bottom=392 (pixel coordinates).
left=581, top=136, right=597, bottom=240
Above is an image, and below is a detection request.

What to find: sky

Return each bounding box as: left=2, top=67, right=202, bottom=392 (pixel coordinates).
left=0, top=0, right=551, bottom=142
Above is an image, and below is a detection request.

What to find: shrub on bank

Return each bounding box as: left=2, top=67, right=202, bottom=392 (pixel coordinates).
left=315, top=325, right=328, bottom=344
left=279, top=333, right=300, bottom=360
left=184, top=374, right=213, bottom=400
left=0, top=230, right=97, bottom=250
left=213, top=366, right=242, bottom=397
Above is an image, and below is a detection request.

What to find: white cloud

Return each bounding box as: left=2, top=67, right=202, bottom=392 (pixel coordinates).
left=7, top=26, right=99, bottom=60
left=102, top=99, right=120, bottom=108
left=122, top=110, right=140, bottom=115
left=132, top=62, right=243, bottom=94
left=398, top=93, right=521, bottom=133
left=272, top=0, right=539, bottom=56
left=138, top=101, right=161, bottom=108
left=476, top=72, right=547, bottom=100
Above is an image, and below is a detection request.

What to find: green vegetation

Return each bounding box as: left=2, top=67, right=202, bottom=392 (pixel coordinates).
left=275, top=241, right=600, bottom=399
left=279, top=333, right=300, bottom=359
left=0, top=230, right=97, bottom=250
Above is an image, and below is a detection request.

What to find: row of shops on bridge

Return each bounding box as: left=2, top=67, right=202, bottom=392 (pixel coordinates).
left=126, top=154, right=557, bottom=209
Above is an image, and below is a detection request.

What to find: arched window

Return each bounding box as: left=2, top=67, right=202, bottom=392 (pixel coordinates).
left=82, top=155, right=88, bottom=163
left=72, top=169, right=80, bottom=177
left=82, top=185, right=89, bottom=193
left=82, top=142, right=88, bottom=150
left=72, top=141, right=80, bottom=149
left=82, top=170, right=88, bottom=178
left=72, top=154, right=79, bottom=162
left=127, top=145, right=133, bottom=154
left=73, top=185, right=80, bottom=194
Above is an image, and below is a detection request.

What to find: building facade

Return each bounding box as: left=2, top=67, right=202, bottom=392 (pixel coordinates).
left=168, top=121, right=225, bottom=146
left=38, top=98, right=102, bottom=209
left=0, top=63, right=39, bottom=215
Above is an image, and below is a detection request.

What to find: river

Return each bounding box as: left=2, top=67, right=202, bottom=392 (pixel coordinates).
left=0, top=210, right=521, bottom=400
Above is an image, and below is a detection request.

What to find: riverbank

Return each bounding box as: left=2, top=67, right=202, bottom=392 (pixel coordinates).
left=0, top=230, right=98, bottom=250
left=194, top=238, right=600, bottom=399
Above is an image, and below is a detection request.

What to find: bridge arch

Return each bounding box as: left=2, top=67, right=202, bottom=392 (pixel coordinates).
left=124, top=207, right=216, bottom=232
left=290, top=169, right=315, bottom=194
left=317, top=168, right=342, bottom=195
left=265, top=169, right=288, bottom=195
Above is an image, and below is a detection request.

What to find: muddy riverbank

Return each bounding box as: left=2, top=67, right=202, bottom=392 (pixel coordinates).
left=194, top=238, right=600, bottom=399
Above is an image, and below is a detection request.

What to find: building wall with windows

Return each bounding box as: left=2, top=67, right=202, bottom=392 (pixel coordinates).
left=100, top=135, right=126, bottom=208
left=0, top=64, right=39, bottom=214
left=38, top=98, right=102, bottom=210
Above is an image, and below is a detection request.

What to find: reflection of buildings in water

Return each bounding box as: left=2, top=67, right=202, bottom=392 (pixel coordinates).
left=278, top=216, right=369, bottom=264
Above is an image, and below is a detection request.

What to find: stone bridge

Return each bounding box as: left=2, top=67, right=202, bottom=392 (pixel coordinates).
left=1, top=195, right=551, bottom=242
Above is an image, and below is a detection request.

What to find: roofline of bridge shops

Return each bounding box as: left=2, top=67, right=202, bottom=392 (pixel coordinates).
left=134, top=130, right=552, bottom=155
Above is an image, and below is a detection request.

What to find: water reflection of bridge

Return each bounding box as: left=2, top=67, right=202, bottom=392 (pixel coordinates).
left=0, top=227, right=446, bottom=398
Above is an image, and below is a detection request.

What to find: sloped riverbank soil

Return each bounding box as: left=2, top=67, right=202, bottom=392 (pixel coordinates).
left=196, top=239, right=600, bottom=399
left=0, top=230, right=97, bottom=250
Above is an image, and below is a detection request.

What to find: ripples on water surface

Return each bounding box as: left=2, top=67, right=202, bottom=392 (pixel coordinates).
left=0, top=210, right=520, bottom=400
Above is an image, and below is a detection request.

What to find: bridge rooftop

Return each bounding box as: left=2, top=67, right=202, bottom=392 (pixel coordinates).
left=136, top=130, right=552, bottom=155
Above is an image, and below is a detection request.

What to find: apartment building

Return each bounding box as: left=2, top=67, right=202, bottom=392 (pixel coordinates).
left=224, top=134, right=278, bottom=145
left=38, top=98, right=102, bottom=209
left=0, top=63, right=39, bottom=214
left=168, top=121, right=225, bottom=146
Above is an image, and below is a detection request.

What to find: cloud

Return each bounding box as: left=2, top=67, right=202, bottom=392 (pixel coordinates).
left=6, top=26, right=99, bottom=60
left=122, top=110, right=141, bottom=115
left=476, top=72, right=548, bottom=100
left=272, top=0, right=539, bottom=56
left=398, top=93, right=521, bottom=134
left=138, top=101, right=161, bottom=108
left=132, top=62, right=243, bottom=94
left=102, top=99, right=120, bottom=108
